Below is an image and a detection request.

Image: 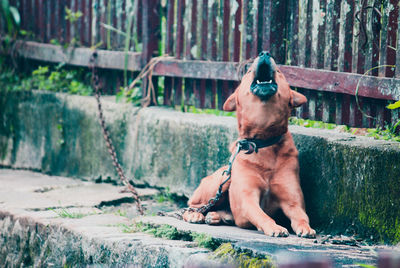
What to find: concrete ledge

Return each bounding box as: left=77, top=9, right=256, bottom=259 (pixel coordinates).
left=1, top=90, right=400, bottom=243
left=0, top=169, right=394, bottom=267
left=0, top=170, right=214, bottom=267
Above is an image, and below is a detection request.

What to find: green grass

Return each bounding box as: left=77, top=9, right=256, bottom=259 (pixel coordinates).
left=289, top=117, right=400, bottom=142
left=180, top=105, right=236, bottom=117
left=48, top=207, right=97, bottom=219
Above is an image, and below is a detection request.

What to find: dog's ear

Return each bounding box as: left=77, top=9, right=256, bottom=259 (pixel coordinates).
left=290, top=90, right=307, bottom=108
left=223, top=92, right=237, bottom=111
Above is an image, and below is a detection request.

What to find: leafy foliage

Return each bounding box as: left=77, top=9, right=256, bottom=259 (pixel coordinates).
left=0, top=60, right=93, bottom=95
left=0, top=0, right=20, bottom=36
left=116, top=84, right=143, bottom=105
left=65, top=7, right=82, bottom=24
left=387, top=100, right=400, bottom=110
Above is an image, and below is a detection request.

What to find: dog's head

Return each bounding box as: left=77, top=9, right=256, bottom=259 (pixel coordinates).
left=223, top=51, right=307, bottom=139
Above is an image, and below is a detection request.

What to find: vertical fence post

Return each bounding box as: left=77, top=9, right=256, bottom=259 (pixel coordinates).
left=141, top=0, right=160, bottom=105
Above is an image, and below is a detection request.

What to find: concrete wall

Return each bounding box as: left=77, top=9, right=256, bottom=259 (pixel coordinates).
left=1, top=90, right=400, bottom=243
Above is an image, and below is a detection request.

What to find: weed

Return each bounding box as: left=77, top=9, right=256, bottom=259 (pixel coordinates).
left=117, top=223, right=136, bottom=233
left=153, top=187, right=188, bottom=208
left=115, top=209, right=127, bottom=217
left=65, top=7, right=82, bottom=24
left=48, top=207, right=96, bottom=219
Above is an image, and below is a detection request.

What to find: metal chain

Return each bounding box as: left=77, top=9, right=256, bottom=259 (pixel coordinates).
left=184, top=140, right=250, bottom=215
left=89, top=51, right=144, bottom=215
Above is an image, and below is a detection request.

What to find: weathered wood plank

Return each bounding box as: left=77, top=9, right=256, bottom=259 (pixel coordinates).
left=152, top=60, right=400, bottom=100
left=396, top=0, right=400, bottom=78
left=16, top=41, right=142, bottom=71
left=279, top=65, right=400, bottom=100
left=13, top=41, right=400, bottom=101
left=386, top=0, right=398, bottom=77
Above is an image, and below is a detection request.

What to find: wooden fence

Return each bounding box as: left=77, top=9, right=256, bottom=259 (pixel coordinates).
left=2, top=0, right=400, bottom=128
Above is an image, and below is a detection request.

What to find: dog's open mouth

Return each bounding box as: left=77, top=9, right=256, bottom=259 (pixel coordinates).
left=250, top=51, right=278, bottom=101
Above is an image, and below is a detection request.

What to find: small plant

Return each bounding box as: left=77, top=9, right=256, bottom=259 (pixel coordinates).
left=115, top=209, right=127, bottom=217
left=48, top=207, right=95, bottom=219
left=154, top=187, right=174, bottom=203
left=387, top=100, right=400, bottom=134
left=116, top=84, right=142, bottom=105
left=65, top=7, right=82, bottom=24
left=117, top=223, right=136, bottom=233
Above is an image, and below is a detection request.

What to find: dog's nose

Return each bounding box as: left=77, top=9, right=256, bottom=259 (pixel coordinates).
left=258, top=51, right=270, bottom=57
left=250, top=51, right=277, bottom=101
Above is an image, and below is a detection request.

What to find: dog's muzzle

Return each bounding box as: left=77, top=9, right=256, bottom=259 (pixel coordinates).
left=250, top=51, right=278, bottom=101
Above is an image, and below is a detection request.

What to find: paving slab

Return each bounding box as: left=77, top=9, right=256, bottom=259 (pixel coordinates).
left=0, top=169, right=217, bottom=267
left=1, top=169, right=399, bottom=267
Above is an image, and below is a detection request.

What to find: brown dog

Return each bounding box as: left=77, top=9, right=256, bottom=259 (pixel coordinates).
left=183, top=52, right=316, bottom=238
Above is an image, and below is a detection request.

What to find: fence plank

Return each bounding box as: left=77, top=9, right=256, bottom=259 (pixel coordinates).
left=396, top=1, right=400, bottom=78
left=241, top=0, right=251, bottom=61
left=343, top=0, right=354, bottom=73
left=298, top=0, right=307, bottom=67
left=287, top=0, right=299, bottom=66
left=163, top=0, right=175, bottom=106
left=200, top=0, right=211, bottom=108
left=386, top=0, right=398, bottom=77
left=261, top=0, right=271, bottom=53
left=173, top=0, right=185, bottom=106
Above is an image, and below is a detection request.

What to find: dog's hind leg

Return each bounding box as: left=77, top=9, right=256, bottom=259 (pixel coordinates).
left=183, top=166, right=230, bottom=224
left=205, top=210, right=234, bottom=225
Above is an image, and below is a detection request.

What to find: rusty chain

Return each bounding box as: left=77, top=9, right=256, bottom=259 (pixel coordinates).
left=89, top=51, right=144, bottom=215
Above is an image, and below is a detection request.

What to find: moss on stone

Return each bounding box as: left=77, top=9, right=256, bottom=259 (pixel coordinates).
left=211, top=243, right=275, bottom=268
left=124, top=222, right=222, bottom=250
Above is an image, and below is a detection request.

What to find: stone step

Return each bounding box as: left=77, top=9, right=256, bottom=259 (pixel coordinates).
left=1, top=169, right=398, bottom=267
left=1, top=91, right=400, bottom=243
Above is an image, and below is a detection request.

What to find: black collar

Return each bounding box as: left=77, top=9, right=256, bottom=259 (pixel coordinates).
left=237, top=135, right=283, bottom=154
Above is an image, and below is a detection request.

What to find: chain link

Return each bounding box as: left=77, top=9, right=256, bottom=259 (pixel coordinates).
left=89, top=51, right=144, bottom=215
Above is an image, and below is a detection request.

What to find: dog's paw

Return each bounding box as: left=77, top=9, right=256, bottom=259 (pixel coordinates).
left=261, top=224, right=289, bottom=237
left=182, top=210, right=205, bottom=224
left=293, top=221, right=316, bottom=238
left=205, top=212, right=222, bottom=225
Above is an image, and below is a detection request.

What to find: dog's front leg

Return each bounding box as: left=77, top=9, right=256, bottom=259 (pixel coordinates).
left=270, top=168, right=316, bottom=238
left=230, top=176, right=289, bottom=237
